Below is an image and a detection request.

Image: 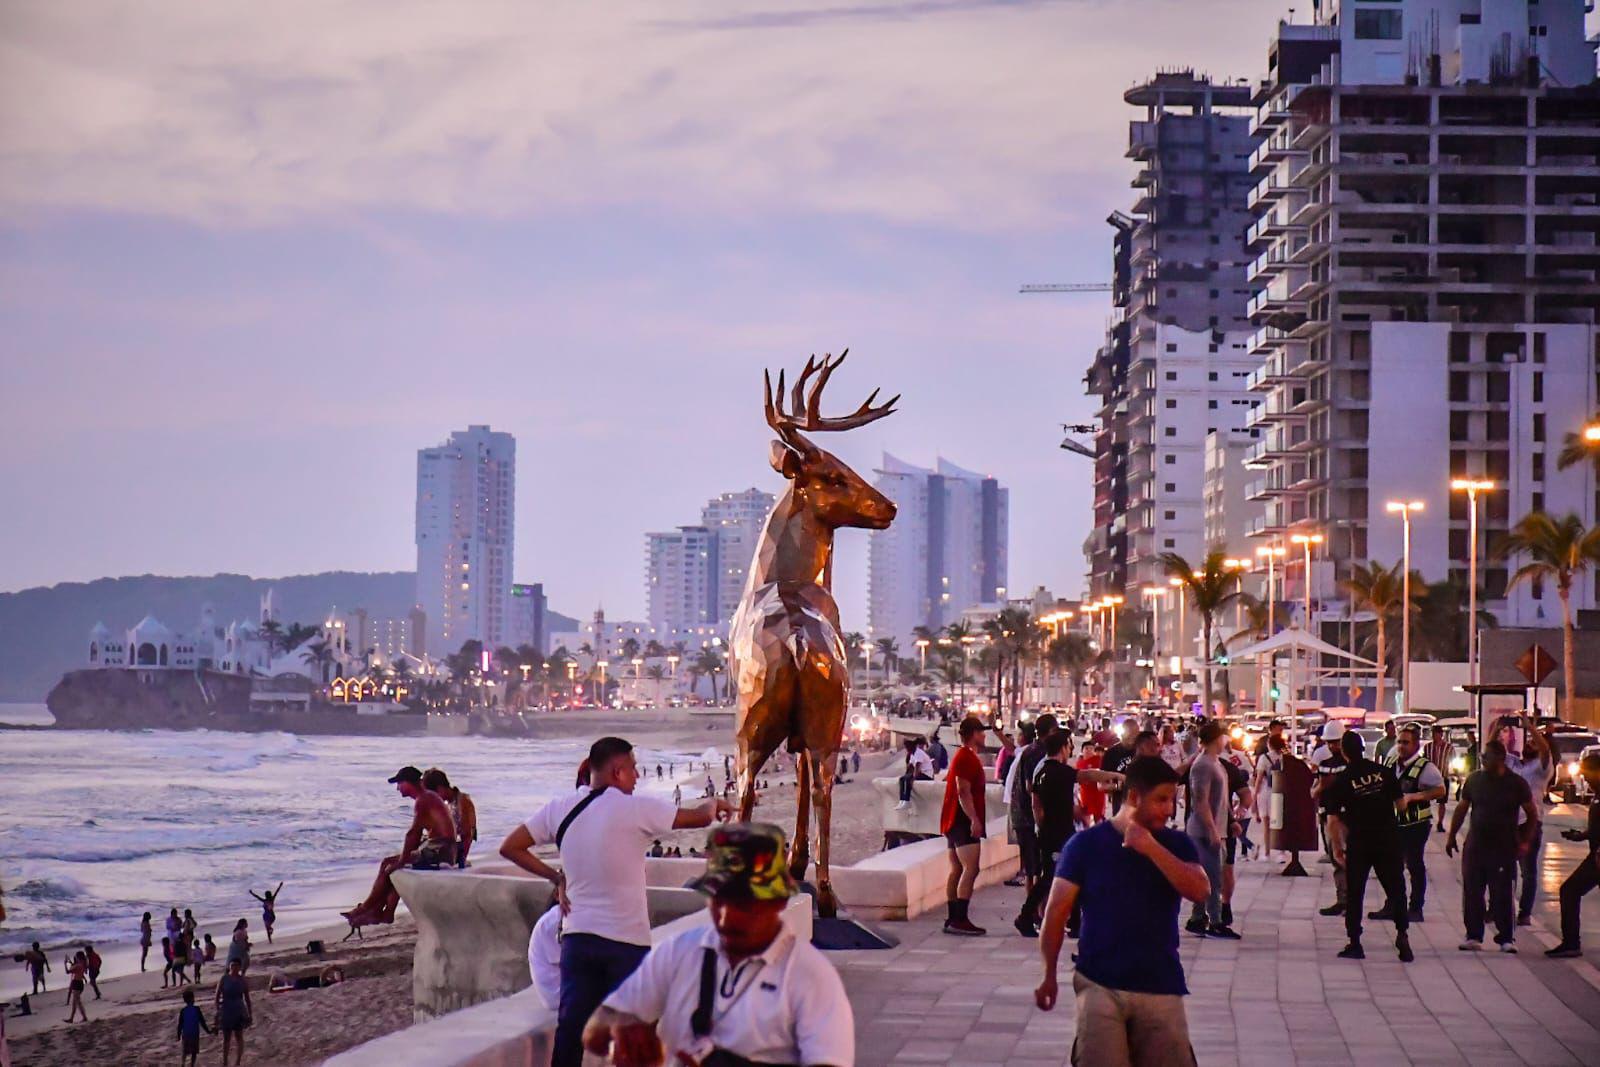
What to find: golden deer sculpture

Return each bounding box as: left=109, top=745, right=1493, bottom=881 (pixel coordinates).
left=728, top=351, right=897, bottom=918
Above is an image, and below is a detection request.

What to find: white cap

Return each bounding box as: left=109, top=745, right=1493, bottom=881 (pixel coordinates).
left=1321, top=721, right=1345, bottom=741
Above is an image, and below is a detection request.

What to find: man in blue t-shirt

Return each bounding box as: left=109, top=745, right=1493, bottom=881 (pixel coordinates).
left=1035, top=756, right=1210, bottom=1066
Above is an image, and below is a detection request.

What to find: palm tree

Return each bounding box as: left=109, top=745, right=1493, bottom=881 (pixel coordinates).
left=258, top=619, right=284, bottom=656
left=1048, top=633, right=1098, bottom=717
left=283, top=622, right=321, bottom=652
left=1341, top=560, right=1414, bottom=716
left=546, top=647, right=573, bottom=706
left=842, top=633, right=866, bottom=672
left=620, top=637, right=641, bottom=662
left=693, top=647, right=725, bottom=702
left=646, top=664, right=667, bottom=706
left=874, top=637, right=900, bottom=677
left=1412, top=577, right=1496, bottom=662
left=1556, top=423, right=1600, bottom=473
left=300, top=640, right=335, bottom=685
left=643, top=639, right=667, bottom=660
left=1495, top=511, right=1600, bottom=703
left=1159, top=550, right=1243, bottom=714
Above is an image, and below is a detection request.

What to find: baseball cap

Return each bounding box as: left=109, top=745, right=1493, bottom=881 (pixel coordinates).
left=387, top=765, right=423, bottom=784
left=688, top=822, right=797, bottom=902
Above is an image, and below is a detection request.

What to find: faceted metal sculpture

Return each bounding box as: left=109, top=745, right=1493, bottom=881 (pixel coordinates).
left=728, top=351, right=898, bottom=918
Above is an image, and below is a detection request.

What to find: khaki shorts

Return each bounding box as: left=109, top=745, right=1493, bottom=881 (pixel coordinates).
left=1071, top=973, right=1195, bottom=1067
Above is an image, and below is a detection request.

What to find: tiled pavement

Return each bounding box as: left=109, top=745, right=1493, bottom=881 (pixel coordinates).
left=830, top=803, right=1600, bottom=1066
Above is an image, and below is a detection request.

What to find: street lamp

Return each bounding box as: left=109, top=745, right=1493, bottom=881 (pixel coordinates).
left=1105, top=595, right=1124, bottom=710
left=1167, top=577, right=1187, bottom=698
left=1451, top=479, right=1496, bottom=686
left=915, top=637, right=930, bottom=673
left=1385, top=500, right=1425, bottom=714
left=1289, top=533, right=1325, bottom=633
left=1141, top=585, right=1165, bottom=661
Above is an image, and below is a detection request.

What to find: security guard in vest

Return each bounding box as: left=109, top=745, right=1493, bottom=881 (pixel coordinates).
left=1375, top=723, right=1447, bottom=923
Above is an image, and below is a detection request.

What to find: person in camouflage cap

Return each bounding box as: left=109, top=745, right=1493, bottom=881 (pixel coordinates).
left=689, top=822, right=799, bottom=902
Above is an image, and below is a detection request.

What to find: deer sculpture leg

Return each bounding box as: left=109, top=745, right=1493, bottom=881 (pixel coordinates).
left=737, top=733, right=783, bottom=822
left=790, top=750, right=813, bottom=884
left=809, top=745, right=840, bottom=918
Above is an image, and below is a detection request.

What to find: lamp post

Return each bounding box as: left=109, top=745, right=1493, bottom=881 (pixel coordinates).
left=1168, top=578, right=1187, bottom=701
left=915, top=638, right=930, bottom=674
left=597, top=660, right=609, bottom=707
left=1105, top=595, right=1124, bottom=711
left=1385, top=500, right=1425, bottom=714
left=1450, top=479, right=1495, bottom=686
left=1142, top=586, right=1165, bottom=696
left=1289, top=533, right=1325, bottom=633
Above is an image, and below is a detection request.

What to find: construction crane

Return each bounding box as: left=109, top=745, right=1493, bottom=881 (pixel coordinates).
left=1019, top=283, right=1115, bottom=294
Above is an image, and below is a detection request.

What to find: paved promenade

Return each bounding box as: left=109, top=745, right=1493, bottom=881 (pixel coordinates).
left=831, top=802, right=1600, bottom=1066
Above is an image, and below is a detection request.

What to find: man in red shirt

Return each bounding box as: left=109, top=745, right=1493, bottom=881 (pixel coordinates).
left=942, top=715, right=990, bottom=936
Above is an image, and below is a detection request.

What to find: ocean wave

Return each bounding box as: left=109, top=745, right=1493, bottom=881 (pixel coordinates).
left=11, top=875, right=87, bottom=901
left=3, top=819, right=328, bottom=863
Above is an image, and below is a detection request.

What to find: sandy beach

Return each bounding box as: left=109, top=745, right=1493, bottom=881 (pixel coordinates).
left=3, top=708, right=908, bottom=1064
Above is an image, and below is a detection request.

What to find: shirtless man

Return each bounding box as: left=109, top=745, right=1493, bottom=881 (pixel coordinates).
left=344, top=765, right=458, bottom=925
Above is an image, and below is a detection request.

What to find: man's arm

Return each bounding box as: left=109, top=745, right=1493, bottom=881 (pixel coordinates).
left=1033, top=876, right=1080, bottom=1011
left=1078, top=768, right=1124, bottom=789
left=1123, top=819, right=1210, bottom=903
left=498, top=825, right=564, bottom=885
left=1445, top=788, right=1472, bottom=855
left=397, top=801, right=425, bottom=864
left=1403, top=766, right=1446, bottom=809
left=957, top=776, right=982, bottom=827
left=1517, top=792, right=1541, bottom=852
left=671, top=796, right=735, bottom=830
left=1194, top=765, right=1220, bottom=846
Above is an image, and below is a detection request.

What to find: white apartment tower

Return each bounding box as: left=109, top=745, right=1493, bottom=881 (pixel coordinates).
left=701, top=488, right=776, bottom=623
left=869, top=455, right=1009, bottom=648
left=1245, top=1, right=1599, bottom=630
left=645, top=526, right=719, bottom=633
left=415, top=425, right=516, bottom=655
left=1084, top=72, right=1262, bottom=600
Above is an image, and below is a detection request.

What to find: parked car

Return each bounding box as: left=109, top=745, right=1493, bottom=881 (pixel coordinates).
left=1549, top=731, right=1600, bottom=803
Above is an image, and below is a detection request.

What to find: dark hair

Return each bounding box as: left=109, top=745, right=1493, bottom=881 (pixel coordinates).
left=1268, top=719, right=1286, bottom=729
left=1044, top=731, right=1072, bottom=757
left=1018, top=721, right=1037, bottom=745
left=422, top=767, right=452, bottom=790
left=1132, top=729, right=1159, bottom=748
left=589, top=736, right=634, bottom=771
left=1268, top=734, right=1288, bottom=753
left=1198, top=720, right=1226, bottom=744
left=1340, top=731, right=1364, bottom=759
left=234, top=919, right=247, bottom=931
left=183, top=988, right=195, bottom=1005
left=1122, top=755, right=1180, bottom=796
left=1484, top=738, right=1507, bottom=759
left=1035, top=713, right=1059, bottom=736
left=958, top=715, right=986, bottom=740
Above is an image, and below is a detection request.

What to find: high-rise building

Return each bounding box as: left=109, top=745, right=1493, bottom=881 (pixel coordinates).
left=507, top=582, right=549, bottom=654
left=415, top=425, right=516, bottom=655
left=1244, top=2, right=1599, bottom=630
left=1084, top=71, right=1261, bottom=601
left=869, top=455, right=1009, bottom=647
left=645, top=526, right=720, bottom=634
left=700, top=488, right=776, bottom=622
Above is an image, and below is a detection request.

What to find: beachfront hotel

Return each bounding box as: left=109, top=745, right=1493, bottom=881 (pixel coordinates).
left=867, top=455, right=1009, bottom=649
left=644, top=488, right=775, bottom=637
left=415, top=425, right=517, bottom=655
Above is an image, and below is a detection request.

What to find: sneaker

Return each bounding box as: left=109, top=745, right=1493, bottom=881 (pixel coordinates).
left=1516, top=913, right=1532, bottom=927
left=1498, top=941, right=1518, bottom=954
left=1406, top=908, right=1424, bottom=924
left=1319, top=904, right=1345, bottom=917
left=1337, top=942, right=1365, bottom=960
left=1013, top=916, right=1038, bottom=939
left=1220, top=904, right=1234, bottom=926
left=943, top=918, right=986, bottom=937
left=1545, top=944, right=1583, bottom=959
left=1459, top=939, right=1483, bottom=951
left=1207, top=924, right=1242, bottom=940
left=1003, top=874, right=1025, bottom=888
left=1367, top=907, right=1396, bottom=921
left=1396, top=935, right=1414, bottom=963
left=1185, top=915, right=1209, bottom=936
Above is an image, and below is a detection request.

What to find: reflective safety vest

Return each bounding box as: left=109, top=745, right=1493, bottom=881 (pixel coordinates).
left=1394, top=754, right=1435, bottom=826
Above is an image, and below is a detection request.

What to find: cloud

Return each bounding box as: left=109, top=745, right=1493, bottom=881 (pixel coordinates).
left=0, top=0, right=1267, bottom=230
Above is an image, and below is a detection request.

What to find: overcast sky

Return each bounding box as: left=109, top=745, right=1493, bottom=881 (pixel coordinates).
left=1, top=0, right=1282, bottom=626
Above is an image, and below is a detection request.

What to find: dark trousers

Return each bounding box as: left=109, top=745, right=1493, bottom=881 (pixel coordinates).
left=899, top=771, right=930, bottom=802
left=1019, top=837, right=1066, bottom=923
left=1559, top=856, right=1600, bottom=946
left=1398, top=822, right=1430, bottom=912
left=1346, top=837, right=1408, bottom=945
left=554, top=932, right=650, bottom=1067
left=1516, top=825, right=1543, bottom=918
left=1462, top=848, right=1516, bottom=945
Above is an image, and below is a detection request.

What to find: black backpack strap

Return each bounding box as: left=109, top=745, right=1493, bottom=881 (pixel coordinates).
left=690, top=948, right=717, bottom=1038
left=554, top=787, right=608, bottom=850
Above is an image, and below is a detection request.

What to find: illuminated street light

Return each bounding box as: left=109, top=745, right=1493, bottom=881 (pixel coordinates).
left=1450, top=479, right=1496, bottom=685
left=1385, top=500, right=1425, bottom=713
left=1289, top=532, right=1325, bottom=631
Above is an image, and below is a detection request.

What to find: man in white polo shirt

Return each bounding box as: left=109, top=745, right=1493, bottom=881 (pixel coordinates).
left=499, top=736, right=734, bottom=1067
left=583, top=822, right=854, bottom=1067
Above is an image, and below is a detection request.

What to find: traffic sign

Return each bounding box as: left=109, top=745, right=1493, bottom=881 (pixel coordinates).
left=1515, top=645, right=1558, bottom=686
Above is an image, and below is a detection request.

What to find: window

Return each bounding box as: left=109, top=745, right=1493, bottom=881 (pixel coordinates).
left=1449, top=372, right=1470, bottom=402
left=1533, top=451, right=1545, bottom=482
left=1533, top=373, right=1543, bottom=403
left=1208, top=400, right=1218, bottom=409
left=1165, top=482, right=1177, bottom=492
left=1164, top=510, right=1176, bottom=520
left=1166, top=399, right=1178, bottom=409
left=1165, top=427, right=1177, bottom=437
left=1208, top=372, right=1218, bottom=381
left=1450, top=411, right=1469, bottom=439
left=1164, top=538, right=1176, bottom=548
left=1534, top=413, right=1546, bottom=442
left=1487, top=374, right=1510, bottom=403
left=1165, top=455, right=1176, bottom=464
left=1166, top=371, right=1177, bottom=380
left=1166, top=343, right=1178, bottom=353
left=1354, top=8, right=1402, bottom=40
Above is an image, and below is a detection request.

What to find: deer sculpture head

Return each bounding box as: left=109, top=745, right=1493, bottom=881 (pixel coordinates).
left=764, top=351, right=897, bottom=531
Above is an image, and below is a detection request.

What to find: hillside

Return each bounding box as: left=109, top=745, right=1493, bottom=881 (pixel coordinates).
left=0, top=573, right=577, bottom=702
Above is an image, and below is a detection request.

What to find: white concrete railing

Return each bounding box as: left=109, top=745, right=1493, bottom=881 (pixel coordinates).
left=870, top=776, right=1007, bottom=841
left=325, top=895, right=813, bottom=1067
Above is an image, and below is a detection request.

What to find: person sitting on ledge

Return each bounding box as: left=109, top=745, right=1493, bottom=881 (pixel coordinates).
left=342, top=765, right=458, bottom=925
left=583, top=822, right=854, bottom=1067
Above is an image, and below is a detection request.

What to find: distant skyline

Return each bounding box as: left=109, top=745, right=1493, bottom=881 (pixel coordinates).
left=2, top=1, right=1288, bottom=628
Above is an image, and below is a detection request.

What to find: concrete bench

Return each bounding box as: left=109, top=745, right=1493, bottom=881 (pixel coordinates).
left=872, top=776, right=1008, bottom=846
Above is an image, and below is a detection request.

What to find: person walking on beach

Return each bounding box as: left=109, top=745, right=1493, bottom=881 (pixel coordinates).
left=182, top=908, right=197, bottom=949
left=140, top=911, right=153, bottom=972
left=499, top=736, right=735, bottom=1067
left=64, top=951, right=89, bottom=1023
left=214, top=957, right=252, bottom=1066
left=226, top=919, right=251, bottom=975
left=1545, top=752, right=1600, bottom=959
left=941, top=716, right=989, bottom=937
left=190, top=937, right=207, bottom=983
left=1035, top=756, right=1210, bottom=1066
left=1447, top=738, right=1541, bottom=951
left=424, top=767, right=479, bottom=868
left=249, top=881, right=283, bottom=943
left=166, top=907, right=182, bottom=948
left=1322, top=731, right=1412, bottom=962
left=160, top=937, right=176, bottom=988
left=20, top=943, right=48, bottom=995
left=344, top=766, right=459, bottom=925
left=175, top=986, right=213, bottom=1067
left=83, top=944, right=102, bottom=1000
left=583, top=823, right=855, bottom=1067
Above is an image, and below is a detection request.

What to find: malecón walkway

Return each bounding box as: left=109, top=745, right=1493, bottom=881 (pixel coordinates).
left=830, top=803, right=1600, bottom=1066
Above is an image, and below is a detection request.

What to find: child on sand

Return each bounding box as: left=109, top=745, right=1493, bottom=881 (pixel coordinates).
left=176, top=986, right=212, bottom=1067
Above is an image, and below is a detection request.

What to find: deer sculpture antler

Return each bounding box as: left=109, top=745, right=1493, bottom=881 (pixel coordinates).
left=764, top=350, right=899, bottom=447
